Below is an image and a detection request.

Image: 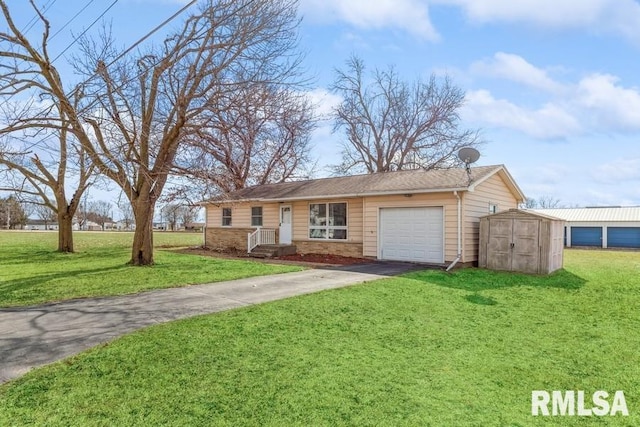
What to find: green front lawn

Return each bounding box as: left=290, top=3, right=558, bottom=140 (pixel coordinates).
left=0, top=231, right=301, bottom=307
left=1, top=249, right=638, bottom=426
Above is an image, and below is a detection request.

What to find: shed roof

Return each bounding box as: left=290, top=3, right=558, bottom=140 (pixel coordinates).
left=532, top=207, right=640, bottom=222
left=483, top=208, right=564, bottom=221
left=205, top=165, right=525, bottom=203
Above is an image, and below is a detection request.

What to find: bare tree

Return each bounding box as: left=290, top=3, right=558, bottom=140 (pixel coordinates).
left=160, top=203, right=201, bottom=231
left=34, top=203, right=57, bottom=229
left=116, top=194, right=134, bottom=230
left=87, top=200, right=112, bottom=230
left=179, top=205, right=200, bottom=230
left=174, top=83, right=315, bottom=198
left=521, top=196, right=563, bottom=209
left=0, top=131, right=94, bottom=251
left=161, top=203, right=181, bottom=231
left=0, top=0, right=304, bottom=265
left=538, top=195, right=562, bottom=209
left=331, top=56, right=480, bottom=174
left=21, top=200, right=35, bottom=219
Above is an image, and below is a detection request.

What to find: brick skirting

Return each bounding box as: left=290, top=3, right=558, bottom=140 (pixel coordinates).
left=293, top=240, right=364, bottom=258
left=206, top=228, right=364, bottom=258
left=205, top=227, right=252, bottom=251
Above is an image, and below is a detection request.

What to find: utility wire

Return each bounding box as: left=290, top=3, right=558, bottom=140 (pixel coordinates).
left=1, top=0, right=192, bottom=114
left=52, top=0, right=119, bottom=63
left=104, top=0, right=197, bottom=69
left=65, top=0, right=198, bottom=114
left=0, top=0, right=117, bottom=111
left=20, top=0, right=57, bottom=34
left=50, top=0, right=98, bottom=41
left=2, top=0, right=199, bottom=156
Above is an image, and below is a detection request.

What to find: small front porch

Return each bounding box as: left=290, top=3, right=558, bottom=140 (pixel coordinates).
left=249, top=244, right=297, bottom=258
left=247, top=228, right=296, bottom=258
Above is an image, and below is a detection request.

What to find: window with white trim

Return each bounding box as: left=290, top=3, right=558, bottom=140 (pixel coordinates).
left=222, top=207, right=232, bottom=226
left=251, top=206, right=263, bottom=227
left=309, top=202, right=347, bottom=240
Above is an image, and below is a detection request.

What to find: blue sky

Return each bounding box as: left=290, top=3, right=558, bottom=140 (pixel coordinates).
left=7, top=0, right=640, bottom=208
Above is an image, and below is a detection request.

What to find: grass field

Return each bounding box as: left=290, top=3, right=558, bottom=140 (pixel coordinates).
left=1, top=249, right=638, bottom=426
left=0, top=231, right=301, bottom=307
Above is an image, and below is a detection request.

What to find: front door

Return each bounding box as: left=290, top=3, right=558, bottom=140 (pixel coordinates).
left=279, top=205, right=292, bottom=244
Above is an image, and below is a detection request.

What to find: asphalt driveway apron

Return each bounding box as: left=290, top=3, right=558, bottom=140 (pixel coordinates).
left=0, top=262, right=416, bottom=384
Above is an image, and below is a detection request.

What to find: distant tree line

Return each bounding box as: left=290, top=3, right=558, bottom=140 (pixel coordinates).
left=523, top=196, right=563, bottom=209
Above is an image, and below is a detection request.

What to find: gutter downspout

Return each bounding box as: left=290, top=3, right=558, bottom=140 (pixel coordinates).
left=446, top=191, right=462, bottom=271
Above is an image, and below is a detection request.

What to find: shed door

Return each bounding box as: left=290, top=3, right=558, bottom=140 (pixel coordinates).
left=487, top=218, right=513, bottom=271
left=608, top=227, right=640, bottom=248
left=379, top=207, right=443, bottom=263
left=571, top=227, right=602, bottom=247
left=512, top=220, right=541, bottom=273
left=487, top=218, right=540, bottom=272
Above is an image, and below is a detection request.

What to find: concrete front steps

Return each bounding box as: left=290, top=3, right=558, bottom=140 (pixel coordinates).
left=249, top=244, right=297, bottom=258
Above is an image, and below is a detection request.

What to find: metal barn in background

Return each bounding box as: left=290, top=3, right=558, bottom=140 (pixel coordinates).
left=533, top=207, right=640, bottom=249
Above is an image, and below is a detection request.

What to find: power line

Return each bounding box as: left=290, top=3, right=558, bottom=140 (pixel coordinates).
left=1, top=0, right=199, bottom=156
left=65, top=0, right=199, bottom=114
left=0, top=0, right=117, bottom=111
left=21, top=0, right=57, bottom=34
left=52, top=0, right=119, bottom=64
left=0, top=0, right=193, bottom=116
left=50, top=0, right=98, bottom=41
left=104, top=0, right=197, bottom=70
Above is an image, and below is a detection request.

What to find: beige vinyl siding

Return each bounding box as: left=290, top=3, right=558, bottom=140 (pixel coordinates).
left=206, top=204, right=221, bottom=226
left=462, top=173, right=519, bottom=262
left=261, top=204, right=280, bottom=228
left=291, top=198, right=363, bottom=244
left=363, top=193, right=458, bottom=262
left=205, top=202, right=280, bottom=228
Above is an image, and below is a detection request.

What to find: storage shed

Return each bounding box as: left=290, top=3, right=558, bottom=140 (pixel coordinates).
left=479, top=209, right=564, bottom=274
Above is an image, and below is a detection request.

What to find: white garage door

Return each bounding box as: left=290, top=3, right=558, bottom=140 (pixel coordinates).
left=379, top=207, right=444, bottom=263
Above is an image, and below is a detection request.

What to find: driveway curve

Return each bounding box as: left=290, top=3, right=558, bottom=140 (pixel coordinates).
left=0, top=262, right=416, bottom=384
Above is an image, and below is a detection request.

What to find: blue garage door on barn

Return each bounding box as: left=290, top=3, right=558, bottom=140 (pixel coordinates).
left=608, top=227, right=640, bottom=248
left=571, top=227, right=602, bottom=247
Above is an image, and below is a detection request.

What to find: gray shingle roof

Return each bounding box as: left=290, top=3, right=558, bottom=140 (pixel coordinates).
left=207, top=165, right=519, bottom=203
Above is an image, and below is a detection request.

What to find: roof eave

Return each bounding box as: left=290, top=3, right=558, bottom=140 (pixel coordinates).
left=203, top=187, right=471, bottom=204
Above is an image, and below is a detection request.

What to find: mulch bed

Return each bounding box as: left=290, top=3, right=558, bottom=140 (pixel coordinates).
left=178, top=246, right=369, bottom=266
left=273, top=253, right=369, bottom=265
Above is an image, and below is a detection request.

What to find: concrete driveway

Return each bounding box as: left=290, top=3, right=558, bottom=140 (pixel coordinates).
left=0, top=262, right=416, bottom=384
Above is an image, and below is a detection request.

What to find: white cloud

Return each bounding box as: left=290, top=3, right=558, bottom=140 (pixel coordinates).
left=305, top=88, right=342, bottom=119
left=593, top=158, right=640, bottom=184
left=470, top=52, right=565, bottom=93
left=576, top=74, right=640, bottom=130
left=465, top=53, right=640, bottom=138
left=301, top=0, right=640, bottom=44
left=436, top=0, right=640, bottom=43
left=300, top=0, right=439, bottom=40
left=462, top=90, right=581, bottom=139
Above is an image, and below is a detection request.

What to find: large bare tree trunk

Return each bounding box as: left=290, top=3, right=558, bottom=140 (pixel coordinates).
left=0, top=0, right=305, bottom=265
left=57, top=211, right=74, bottom=253
left=130, top=199, right=155, bottom=266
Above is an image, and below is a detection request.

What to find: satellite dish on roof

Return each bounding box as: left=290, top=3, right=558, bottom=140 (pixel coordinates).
left=458, top=147, right=480, bottom=184
left=458, top=147, right=480, bottom=165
